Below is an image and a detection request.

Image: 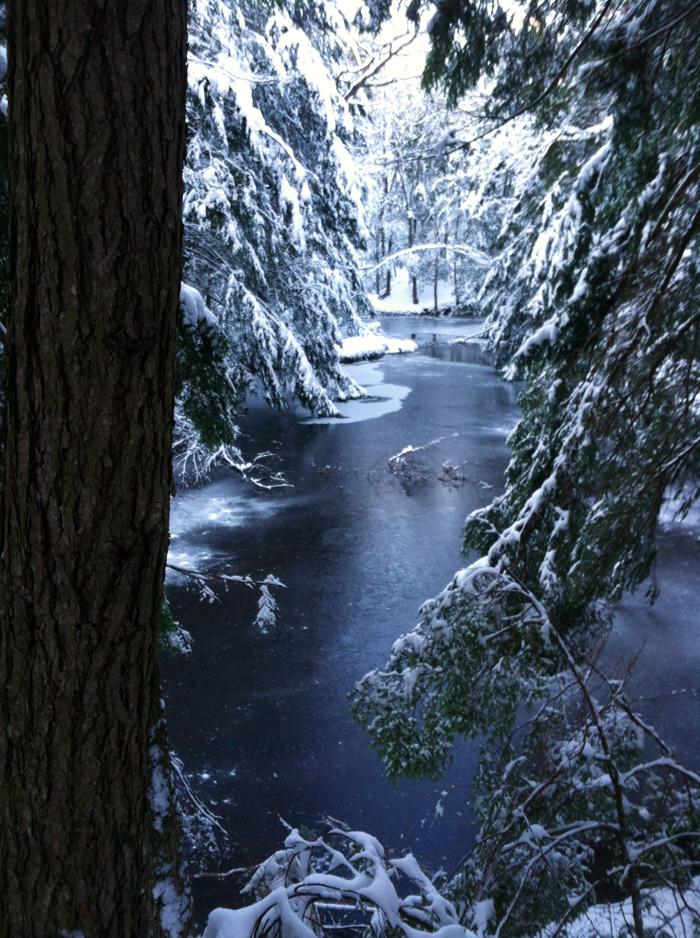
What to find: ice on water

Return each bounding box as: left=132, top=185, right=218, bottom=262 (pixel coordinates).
left=305, top=362, right=411, bottom=425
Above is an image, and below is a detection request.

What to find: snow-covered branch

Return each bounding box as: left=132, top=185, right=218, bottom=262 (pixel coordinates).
left=202, top=826, right=474, bottom=938
left=166, top=563, right=286, bottom=631
left=361, top=243, right=491, bottom=273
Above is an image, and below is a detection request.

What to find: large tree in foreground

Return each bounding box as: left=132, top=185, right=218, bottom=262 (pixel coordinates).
left=0, top=2, right=192, bottom=936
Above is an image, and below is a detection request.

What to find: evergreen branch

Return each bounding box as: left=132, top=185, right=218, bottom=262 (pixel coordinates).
left=645, top=161, right=700, bottom=248
left=433, top=0, right=618, bottom=152
left=596, top=0, right=700, bottom=65
left=645, top=203, right=700, bottom=326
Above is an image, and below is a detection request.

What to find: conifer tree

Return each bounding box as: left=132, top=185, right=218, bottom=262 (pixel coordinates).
left=352, top=3, right=700, bottom=934
left=175, top=0, right=374, bottom=476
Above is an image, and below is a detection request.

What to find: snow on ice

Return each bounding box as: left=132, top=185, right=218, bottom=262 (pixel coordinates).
left=305, top=361, right=411, bottom=425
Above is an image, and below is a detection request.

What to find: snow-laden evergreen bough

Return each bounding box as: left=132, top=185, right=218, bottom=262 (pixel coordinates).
left=464, top=0, right=700, bottom=619
left=352, top=565, right=700, bottom=936
left=351, top=1, right=700, bottom=935
left=175, top=0, right=374, bottom=477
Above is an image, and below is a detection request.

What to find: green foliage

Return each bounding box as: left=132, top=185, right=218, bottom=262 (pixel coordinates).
left=351, top=565, right=558, bottom=781
left=419, top=0, right=508, bottom=106
left=159, top=593, right=193, bottom=657
left=175, top=310, right=240, bottom=451
left=353, top=566, right=700, bottom=936
left=354, top=3, right=700, bottom=934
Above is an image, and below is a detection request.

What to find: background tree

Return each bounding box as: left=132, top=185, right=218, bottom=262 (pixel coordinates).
left=358, top=72, right=530, bottom=314
left=0, top=2, right=192, bottom=936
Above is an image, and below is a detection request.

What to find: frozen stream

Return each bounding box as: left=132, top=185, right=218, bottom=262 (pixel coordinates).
left=160, top=317, right=700, bottom=928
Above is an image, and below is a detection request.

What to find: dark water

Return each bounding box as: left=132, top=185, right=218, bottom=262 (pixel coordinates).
left=160, top=317, right=700, bottom=930
left=604, top=519, right=700, bottom=766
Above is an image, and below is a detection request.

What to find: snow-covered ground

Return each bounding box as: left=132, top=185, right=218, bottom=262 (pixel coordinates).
left=369, top=268, right=457, bottom=315
left=538, top=877, right=700, bottom=938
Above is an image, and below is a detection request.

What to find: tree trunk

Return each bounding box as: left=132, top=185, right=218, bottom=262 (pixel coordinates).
left=443, top=230, right=449, bottom=313
left=409, top=215, right=418, bottom=304
left=375, top=225, right=381, bottom=296
left=433, top=226, right=439, bottom=314
left=0, top=2, right=191, bottom=937
left=453, top=220, right=458, bottom=306
left=384, top=236, right=392, bottom=297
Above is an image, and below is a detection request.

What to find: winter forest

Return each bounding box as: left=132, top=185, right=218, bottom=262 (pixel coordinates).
left=0, top=1, right=699, bottom=937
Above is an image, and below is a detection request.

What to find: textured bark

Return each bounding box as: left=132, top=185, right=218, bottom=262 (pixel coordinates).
left=0, top=2, right=190, bottom=936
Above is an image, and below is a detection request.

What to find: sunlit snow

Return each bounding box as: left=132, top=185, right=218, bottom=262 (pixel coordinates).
left=338, top=332, right=417, bottom=361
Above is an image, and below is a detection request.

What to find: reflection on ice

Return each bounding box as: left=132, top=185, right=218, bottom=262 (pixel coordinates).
left=170, top=480, right=288, bottom=539
left=305, top=362, right=411, bottom=425
left=168, top=480, right=298, bottom=574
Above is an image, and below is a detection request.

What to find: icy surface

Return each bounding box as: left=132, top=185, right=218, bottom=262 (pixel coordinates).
left=304, top=362, right=411, bottom=425
left=168, top=482, right=298, bottom=574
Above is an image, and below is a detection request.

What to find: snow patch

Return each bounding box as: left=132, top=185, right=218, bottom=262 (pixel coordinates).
left=536, top=876, right=700, bottom=938
left=473, top=899, right=495, bottom=937
left=152, top=876, right=191, bottom=938
left=149, top=744, right=170, bottom=834
left=370, top=269, right=457, bottom=315
left=180, top=283, right=218, bottom=329
left=338, top=333, right=417, bottom=362
left=304, top=362, right=411, bottom=425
